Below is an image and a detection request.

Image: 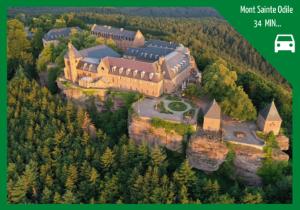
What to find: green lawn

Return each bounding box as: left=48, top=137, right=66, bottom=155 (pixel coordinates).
left=168, top=101, right=188, bottom=112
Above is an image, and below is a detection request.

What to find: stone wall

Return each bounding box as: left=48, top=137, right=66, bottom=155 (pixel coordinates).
left=107, top=74, right=164, bottom=97
left=257, top=114, right=282, bottom=135
left=203, top=117, right=220, bottom=131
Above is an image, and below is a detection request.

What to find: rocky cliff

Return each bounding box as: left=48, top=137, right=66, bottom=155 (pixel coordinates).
left=231, top=144, right=264, bottom=186
left=128, top=115, right=184, bottom=151
left=187, top=133, right=290, bottom=186
left=187, top=132, right=228, bottom=172
left=128, top=113, right=290, bottom=186
left=276, top=135, right=289, bottom=151
left=232, top=144, right=289, bottom=186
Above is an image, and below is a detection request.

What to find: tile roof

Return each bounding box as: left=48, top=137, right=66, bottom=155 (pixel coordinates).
left=162, top=51, right=190, bottom=80
left=65, top=44, right=120, bottom=61
left=145, top=40, right=179, bottom=49
left=259, top=101, right=282, bottom=121
left=43, top=27, right=81, bottom=41
left=204, top=99, right=221, bottom=119
left=91, top=25, right=136, bottom=39
left=104, top=57, right=162, bottom=82
left=77, top=45, right=120, bottom=60
left=76, top=61, right=98, bottom=73
left=124, top=46, right=174, bottom=62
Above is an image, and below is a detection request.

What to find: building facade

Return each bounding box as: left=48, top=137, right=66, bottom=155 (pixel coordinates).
left=91, top=24, right=145, bottom=50
left=257, top=101, right=282, bottom=135
left=64, top=39, right=197, bottom=97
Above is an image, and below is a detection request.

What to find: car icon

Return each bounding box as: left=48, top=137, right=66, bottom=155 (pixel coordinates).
left=275, top=34, right=295, bottom=53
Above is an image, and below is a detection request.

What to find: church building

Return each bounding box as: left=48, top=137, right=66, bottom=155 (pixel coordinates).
left=63, top=38, right=197, bottom=97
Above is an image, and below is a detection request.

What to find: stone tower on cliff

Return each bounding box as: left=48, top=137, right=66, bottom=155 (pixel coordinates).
left=257, top=100, right=282, bottom=135
left=203, top=99, right=221, bottom=132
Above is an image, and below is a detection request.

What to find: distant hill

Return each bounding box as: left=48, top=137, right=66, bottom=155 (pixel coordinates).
left=8, top=7, right=222, bottom=19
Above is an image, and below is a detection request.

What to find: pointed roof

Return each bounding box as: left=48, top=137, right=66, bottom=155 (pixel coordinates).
left=68, top=42, right=81, bottom=58
left=259, top=101, right=282, bottom=121
left=204, top=99, right=221, bottom=119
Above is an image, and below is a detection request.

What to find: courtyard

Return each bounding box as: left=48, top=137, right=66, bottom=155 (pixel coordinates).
left=133, top=95, right=198, bottom=125
left=222, top=119, right=264, bottom=146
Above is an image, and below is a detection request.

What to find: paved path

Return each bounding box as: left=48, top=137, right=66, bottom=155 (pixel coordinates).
left=133, top=97, right=197, bottom=124
left=134, top=98, right=183, bottom=122
left=222, top=120, right=264, bottom=146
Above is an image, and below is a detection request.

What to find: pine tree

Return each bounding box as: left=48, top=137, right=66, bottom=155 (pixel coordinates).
left=151, top=146, right=166, bottom=167
left=178, top=185, right=189, bottom=204
left=100, top=147, right=115, bottom=170
left=63, top=190, right=77, bottom=203
left=173, top=160, right=196, bottom=188
left=53, top=192, right=62, bottom=204
left=241, top=191, right=263, bottom=204
left=89, top=167, right=99, bottom=184
left=9, top=176, right=27, bottom=203
left=65, top=165, right=78, bottom=190
left=41, top=187, right=52, bottom=203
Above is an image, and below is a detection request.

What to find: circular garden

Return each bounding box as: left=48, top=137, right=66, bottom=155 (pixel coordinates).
left=168, top=101, right=188, bottom=112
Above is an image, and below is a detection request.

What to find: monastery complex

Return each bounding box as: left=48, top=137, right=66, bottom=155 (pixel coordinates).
left=63, top=25, right=197, bottom=97
left=58, top=24, right=283, bottom=137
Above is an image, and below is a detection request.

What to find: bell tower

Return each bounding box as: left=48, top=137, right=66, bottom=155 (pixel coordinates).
left=67, top=42, right=81, bottom=83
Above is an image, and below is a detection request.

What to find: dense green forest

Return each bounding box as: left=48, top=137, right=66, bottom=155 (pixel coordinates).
left=9, top=7, right=222, bottom=18
left=7, top=9, right=292, bottom=203
left=8, top=73, right=291, bottom=203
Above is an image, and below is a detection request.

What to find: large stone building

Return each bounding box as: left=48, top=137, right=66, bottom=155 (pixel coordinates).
left=203, top=99, right=221, bottom=132
left=91, top=24, right=145, bottom=50
left=64, top=38, right=197, bottom=97
left=43, top=27, right=81, bottom=46
left=257, top=101, right=282, bottom=135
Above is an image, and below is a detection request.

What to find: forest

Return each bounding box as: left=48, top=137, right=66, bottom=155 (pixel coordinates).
left=7, top=9, right=292, bottom=203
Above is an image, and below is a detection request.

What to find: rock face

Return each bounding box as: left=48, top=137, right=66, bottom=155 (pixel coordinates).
left=187, top=133, right=228, bottom=172
left=232, top=144, right=264, bottom=186
left=232, top=144, right=289, bottom=186
left=272, top=149, right=289, bottom=161
left=128, top=116, right=184, bottom=151
left=276, top=135, right=289, bottom=151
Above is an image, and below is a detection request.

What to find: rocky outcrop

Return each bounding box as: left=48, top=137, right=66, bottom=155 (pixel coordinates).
left=232, top=144, right=289, bottom=186
left=187, top=132, right=228, bottom=172
left=82, top=112, right=96, bottom=139
left=128, top=116, right=184, bottom=151
left=272, top=149, right=289, bottom=161
left=231, top=144, right=264, bottom=186
left=276, top=135, right=289, bottom=151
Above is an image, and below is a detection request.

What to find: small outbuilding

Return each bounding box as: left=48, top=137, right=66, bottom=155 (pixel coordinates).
left=257, top=101, right=282, bottom=135
left=203, top=99, right=221, bottom=132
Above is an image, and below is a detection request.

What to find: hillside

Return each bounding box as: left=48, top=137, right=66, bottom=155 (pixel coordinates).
left=8, top=7, right=222, bottom=18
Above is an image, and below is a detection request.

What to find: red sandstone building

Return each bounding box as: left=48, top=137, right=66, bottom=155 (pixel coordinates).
left=91, top=24, right=145, bottom=51
left=64, top=26, right=197, bottom=97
